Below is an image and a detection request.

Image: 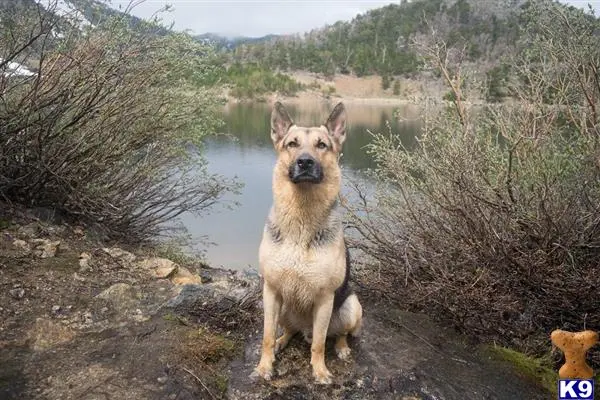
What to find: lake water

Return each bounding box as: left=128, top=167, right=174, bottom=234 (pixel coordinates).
left=181, top=101, right=421, bottom=271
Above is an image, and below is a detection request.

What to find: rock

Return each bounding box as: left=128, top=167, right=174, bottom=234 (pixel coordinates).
left=170, top=266, right=202, bottom=285
left=51, top=305, right=61, bottom=313
left=78, top=252, right=92, bottom=272
left=165, top=275, right=259, bottom=311
left=199, top=270, right=213, bottom=283
left=9, top=288, right=25, bottom=299
left=81, top=311, right=93, bottom=325
left=132, top=308, right=149, bottom=323
left=139, top=257, right=179, bottom=279
left=96, top=283, right=136, bottom=301
left=29, top=318, right=75, bottom=351
left=17, top=223, right=39, bottom=239
left=31, top=238, right=60, bottom=258
left=102, top=247, right=136, bottom=263
left=58, top=241, right=70, bottom=252
left=95, top=283, right=140, bottom=313
left=12, top=239, right=30, bottom=253
left=72, top=272, right=86, bottom=282
left=165, top=284, right=213, bottom=309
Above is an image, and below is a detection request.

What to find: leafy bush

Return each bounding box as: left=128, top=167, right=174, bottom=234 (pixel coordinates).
left=0, top=5, right=237, bottom=241
left=347, top=0, right=600, bottom=364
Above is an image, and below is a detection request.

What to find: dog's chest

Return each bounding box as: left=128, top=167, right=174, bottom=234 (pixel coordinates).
left=259, top=240, right=345, bottom=310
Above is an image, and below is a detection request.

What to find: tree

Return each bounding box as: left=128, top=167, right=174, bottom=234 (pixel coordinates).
left=381, top=74, right=391, bottom=90
left=392, top=78, right=401, bottom=95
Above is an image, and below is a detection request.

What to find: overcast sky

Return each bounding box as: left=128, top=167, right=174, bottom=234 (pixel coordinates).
left=108, top=0, right=600, bottom=38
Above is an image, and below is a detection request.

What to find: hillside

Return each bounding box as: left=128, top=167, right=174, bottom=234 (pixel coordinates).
left=0, top=0, right=176, bottom=77
left=0, top=0, right=127, bottom=32
left=228, top=0, right=524, bottom=77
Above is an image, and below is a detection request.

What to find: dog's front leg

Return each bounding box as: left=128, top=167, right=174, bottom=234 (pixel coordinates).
left=311, top=293, right=334, bottom=384
left=254, top=282, right=280, bottom=380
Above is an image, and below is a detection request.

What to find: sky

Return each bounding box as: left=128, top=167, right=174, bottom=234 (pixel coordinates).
left=108, top=0, right=600, bottom=38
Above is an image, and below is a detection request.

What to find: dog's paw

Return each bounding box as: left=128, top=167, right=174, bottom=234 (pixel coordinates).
left=313, top=367, right=333, bottom=385
left=336, top=346, right=351, bottom=360
left=251, top=363, right=274, bottom=381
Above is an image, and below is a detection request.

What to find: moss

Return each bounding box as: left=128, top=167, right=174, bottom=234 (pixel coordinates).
left=490, top=345, right=600, bottom=394
left=214, top=373, right=229, bottom=394
left=184, top=328, right=236, bottom=363
left=488, top=346, right=558, bottom=395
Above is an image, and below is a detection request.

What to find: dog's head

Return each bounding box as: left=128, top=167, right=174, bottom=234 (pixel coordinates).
left=270, top=102, right=347, bottom=185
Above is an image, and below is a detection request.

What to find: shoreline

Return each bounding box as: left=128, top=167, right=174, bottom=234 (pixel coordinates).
left=224, top=89, right=490, bottom=108
left=223, top=89, right=424, bottom=107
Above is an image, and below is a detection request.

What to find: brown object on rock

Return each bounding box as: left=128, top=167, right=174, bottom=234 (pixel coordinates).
left=551, top=329, right=598, bottom=379
left=170, top=266, right=202, bottom=285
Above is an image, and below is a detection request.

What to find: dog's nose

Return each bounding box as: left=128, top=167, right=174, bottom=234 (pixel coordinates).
left=296, top=155, right=315, bottom=170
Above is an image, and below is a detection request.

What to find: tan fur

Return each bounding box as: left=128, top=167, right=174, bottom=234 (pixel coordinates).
left=254, top=102, right=363, bottom=385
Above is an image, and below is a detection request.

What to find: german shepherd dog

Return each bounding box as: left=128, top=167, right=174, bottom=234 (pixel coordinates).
left=254, top=102, right=363, bottom=384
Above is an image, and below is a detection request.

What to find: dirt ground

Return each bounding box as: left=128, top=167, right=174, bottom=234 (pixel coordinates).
left=227, top=301, right=551, bottom=400
left=0, top=206, right=258, bottom=400
left=0, top=206, right=552, bottom=400
left=288, top=71, right=447, bottom=104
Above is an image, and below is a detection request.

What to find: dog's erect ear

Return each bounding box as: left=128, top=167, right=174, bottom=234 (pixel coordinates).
left=325, top=102, right=347, bottom=147
left=271, top=101, right=294, bottom=145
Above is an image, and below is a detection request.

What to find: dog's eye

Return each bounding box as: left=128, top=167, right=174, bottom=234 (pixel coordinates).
left=287, top=141, right=298, bottom=148
left=316, top=141, right=327, bottom=150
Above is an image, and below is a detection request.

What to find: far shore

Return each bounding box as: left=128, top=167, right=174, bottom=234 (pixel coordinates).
left=223, top=70, right=490, bottom=107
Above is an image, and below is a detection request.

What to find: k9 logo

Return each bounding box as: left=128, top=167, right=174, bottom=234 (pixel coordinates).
left=558, top=379, right=594, bottom=400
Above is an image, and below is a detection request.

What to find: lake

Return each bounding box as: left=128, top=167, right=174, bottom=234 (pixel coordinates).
left=181, top=101, right=421, bottom=271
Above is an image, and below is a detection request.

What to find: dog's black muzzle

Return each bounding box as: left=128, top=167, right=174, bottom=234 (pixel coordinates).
left=289, top=153, right=323, bottom=184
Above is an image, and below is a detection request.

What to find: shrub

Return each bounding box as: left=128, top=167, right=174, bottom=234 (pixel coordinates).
left=347, top=0, right=600, bottom=364
left=0, top=5, right=238, bottom=241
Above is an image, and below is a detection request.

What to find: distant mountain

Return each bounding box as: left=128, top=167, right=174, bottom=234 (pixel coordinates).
left=194, top=33, right=282, bottom=50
